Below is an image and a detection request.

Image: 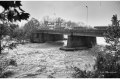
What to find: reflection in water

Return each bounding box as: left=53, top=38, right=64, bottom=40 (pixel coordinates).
left=63, top=35, right=107, bottom=46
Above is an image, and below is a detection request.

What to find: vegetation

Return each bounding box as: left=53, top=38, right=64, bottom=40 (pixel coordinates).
left=0, top=1, right=30, bottom=54
left=42, top=16, right=88, bottom=28
left=0, top=58, right=17, bottom=78
left=22, top=18, right=40, bottom=40
left=11, top=27, right=26, bottom=44
left=95, top=14, right=120, bottom=78
left=72, top=14, right=120, bottom=78
left=0, top=1, right=30, bottom=78
left=0, top=1, right=120, bottom=78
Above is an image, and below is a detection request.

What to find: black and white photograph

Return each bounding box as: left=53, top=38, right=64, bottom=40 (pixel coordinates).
left=0, top=0, right=120, bottom=78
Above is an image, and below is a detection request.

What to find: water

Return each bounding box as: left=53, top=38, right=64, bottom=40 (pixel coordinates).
left=8, top=42, right=95, bottom=78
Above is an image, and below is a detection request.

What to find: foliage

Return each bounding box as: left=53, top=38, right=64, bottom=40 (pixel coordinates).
left=1, top=23, right=19, bottom=52
left=1, top=37, right=17, bottom=51
left=94, top=15, right=120, bottom=78
left=72, top=49, right=120, bottom=78
left=0, top=1, right=30, bottom=53
left=0, top=70, right=15, bottom=78
left=65, top=21, right=79, bottom=28
left=72, top=67, right=95, bottom=78
left=22, top=18, right=40, bottom=39
left=11, top=27, right=26, bottom=44
left=0, top=1, right=30, bottom=22
left=93, top=51, right=120, bottom=78
left=0, top=1, right=29, bottom=77
left=104, top=26, right=120, bottom=50
left=104, top=15, right=120, bottom=51
left=72, top=15, right=120, bottom=78
left=0, top=23, right=18, bottom=38
left=0, top=58, right=17, bottom=78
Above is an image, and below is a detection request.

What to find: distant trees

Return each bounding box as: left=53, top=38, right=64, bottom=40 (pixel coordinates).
left=22, top=18, right=40, bottom=40
left=65, top=21, right=79, bottom=28
left=42, top=16, right=86, bottom=28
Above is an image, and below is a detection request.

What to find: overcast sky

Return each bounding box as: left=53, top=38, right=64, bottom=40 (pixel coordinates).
left=2, top=1, right=120, bottom=27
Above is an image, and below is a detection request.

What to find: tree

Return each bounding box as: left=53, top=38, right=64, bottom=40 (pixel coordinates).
left=22, top=18, right=40, bottom=40
left=55, top=17, right=64, bottom=27
left=65, top=21, right=79, bottom=28
left=11, top=27, right=25, bottom=43
left=104, top=14, right=120, bottom=53
left=4, top=24, right=19, bottom=38
left=93, top=15, right=120, bottom=78
left=0, top=1, right=30, bottom=54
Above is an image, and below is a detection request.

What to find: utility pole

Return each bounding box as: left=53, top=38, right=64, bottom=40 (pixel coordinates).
left=86, top=6, right=88, bottom=25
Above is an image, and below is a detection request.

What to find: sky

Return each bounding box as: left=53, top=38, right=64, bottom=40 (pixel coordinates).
left=0, top=1, right=120, bottom=27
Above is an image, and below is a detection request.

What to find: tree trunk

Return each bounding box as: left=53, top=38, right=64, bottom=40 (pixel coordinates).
left=0, top=36, right=1, bottom=54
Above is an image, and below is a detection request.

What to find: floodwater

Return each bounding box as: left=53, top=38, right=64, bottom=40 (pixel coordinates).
left=6, top=41, right=98, bottom=78
left=2, top=35, right=106, bottom=78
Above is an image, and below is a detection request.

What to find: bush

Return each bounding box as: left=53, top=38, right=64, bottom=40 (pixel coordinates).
left=0, top=71, right=15, bottom=78
left=94, top=50, right=120, bottom=78
left=72, top=66, right=94, bottom=78
left=0, top=58, right=17, bottom=78
left=72, top=50, right=120, bottom=78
